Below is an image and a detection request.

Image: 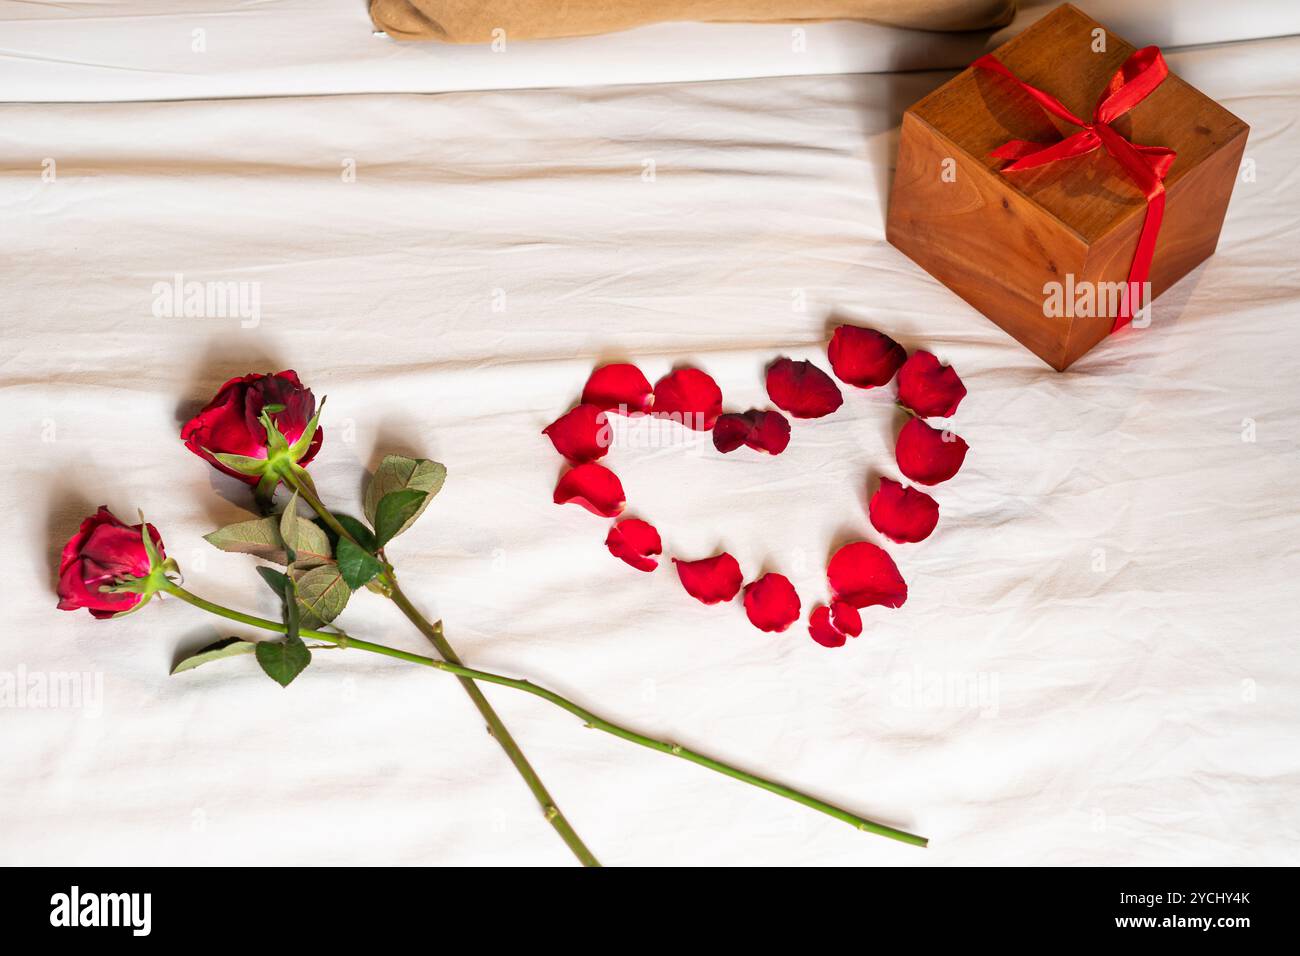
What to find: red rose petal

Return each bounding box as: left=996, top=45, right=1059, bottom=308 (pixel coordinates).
left=765, top=358, right=843, bottom=419
left=672, top=552, right=743, bottom=604
left=542, top=404, right=610, bottom=463
left=742, top=573, right=801, bottom=633
left=896, top=417, right=968, bottom=485
left=605, top=518, right=662, bottom=572
left=749, top=411, right=793, bottom=454
left=897, top=350, right=966, bottom=418
left=830, top=600, right=862, bottom=637
left=653, top=368, right=723, bottom=431
left=869, top=477, right=940, bottom=544
left=582, top=363, right=653, bottom=414
left=711, top=414, right=749, bottom=453
left=553, top=463, right=626, bottom=517
left=808, top=605, right=847, bottom=648
left=826, top=541, right=907, bottom=609
left=712, top=410, right=791, bottom=455
left=827, top=325, right=906, bottom=389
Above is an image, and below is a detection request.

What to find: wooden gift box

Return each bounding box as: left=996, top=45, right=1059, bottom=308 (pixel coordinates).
left=886, top=3, right=1248, bottom=370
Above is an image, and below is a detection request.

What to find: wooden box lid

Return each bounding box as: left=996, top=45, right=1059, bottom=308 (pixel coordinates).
left=908, top=3, right=1248, bottom=244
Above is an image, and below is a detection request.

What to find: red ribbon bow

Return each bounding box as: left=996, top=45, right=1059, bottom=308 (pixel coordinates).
left=972, top=46, right=1176, bottom=332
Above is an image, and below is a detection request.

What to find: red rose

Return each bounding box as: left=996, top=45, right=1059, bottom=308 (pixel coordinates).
left=180, top=370, right=323, bottom=484
left=57, top=507, right=165, bottom=619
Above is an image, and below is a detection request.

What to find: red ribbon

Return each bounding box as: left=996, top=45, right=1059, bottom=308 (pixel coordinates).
left=972, top=46, right=1177, bottom=332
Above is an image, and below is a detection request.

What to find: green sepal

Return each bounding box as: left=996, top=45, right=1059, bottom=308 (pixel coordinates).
left=211, top=450, right=272, bottom=478
left=106, top=591, right=156, bottom=619
left=138, top=512, right=162, bottom=568
left=98, top=579, right=149, bottom=596
left=258, top=408, right=290, bottom=456
left=287, top=396, right=325, bottom=463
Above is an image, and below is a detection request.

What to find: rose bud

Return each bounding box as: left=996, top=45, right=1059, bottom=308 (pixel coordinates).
left=180, top=371, right=323, bottom=493
left=56, top=507, right=171, bottom=619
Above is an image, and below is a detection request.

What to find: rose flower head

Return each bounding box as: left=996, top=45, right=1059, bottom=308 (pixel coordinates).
left=180, top=370, right=323, bottom=498
left=57, top=507, right=174, bottom=619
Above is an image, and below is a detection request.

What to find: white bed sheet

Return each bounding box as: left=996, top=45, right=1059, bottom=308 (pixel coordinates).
left=2, top=30, right=1298, bottom=866
left=3, top=0, right=1300, bottom=101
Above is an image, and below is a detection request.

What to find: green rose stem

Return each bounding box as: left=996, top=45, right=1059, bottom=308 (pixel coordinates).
left=161, top=580, right=928, bottom=849
left=273, top=465, right=599, bottom=868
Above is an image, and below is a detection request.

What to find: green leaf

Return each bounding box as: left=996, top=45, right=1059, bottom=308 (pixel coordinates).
left=292, top=565, right=350, bottom=628
left=278, top=494, right=330, bottom=567
left=255, top=636, right=311, bottom=687
left=328, top=512, right=376, bottom=552
left=171, top=637, right=257, bottom=674
left=256, top=565, right=290, bottom=596
left=279, top=492, right=301, bottom=564
left=205, top=514, right=329, bottom=568
left=363, top=456, right=446, bottom=540
left=207, top=516, right=288, bottom=563
left=287, top=523, right=330, bottom=567
left=337, top=537, right=382, bottom=590
left=171, top=636, right=334, bottom=675
left=374, top=489, right=427, bottom=548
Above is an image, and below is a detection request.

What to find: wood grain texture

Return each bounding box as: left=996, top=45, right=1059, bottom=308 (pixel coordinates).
left=886, top=3, right=1250, bottom=370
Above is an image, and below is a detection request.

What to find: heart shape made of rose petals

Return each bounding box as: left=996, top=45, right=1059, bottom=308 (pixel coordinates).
left=544, top=325, right=968, bottom=647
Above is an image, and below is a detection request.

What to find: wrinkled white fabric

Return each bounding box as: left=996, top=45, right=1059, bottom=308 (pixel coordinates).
left=1, top=18, right=1297, bottom=865
left=2, top=0, right=1299, bottom=100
